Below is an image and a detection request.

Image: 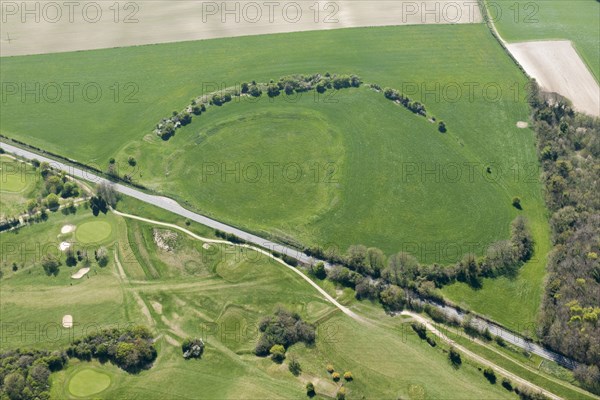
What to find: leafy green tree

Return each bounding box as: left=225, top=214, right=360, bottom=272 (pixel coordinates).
left=312, top=262, right=326, bottom=279
left=270, top=344, right=285, bottom=363
left=288, top=355, right=301, bottom=375
left=41, top=254, right=61, bottom=276
left=182, top=338, right=205, bottom=359
left=3, top=372, right=25, bottom=400
left=45, top=193, right=60, bottom=211
left=383, top=252, right=418, bottom=286
left=438, top=121, right=447, bottom=133
left=95, top=247, right=109, bottom=267
left=65, top=248, right=78, bottom=267
left=449, top=347, right=462, bottom=367
left=483, top=367, right=496, bottom=384
left=379, top=285, right=405, bottom=311
left=306, top=382, right=316, bottom=397
left=367, top=247, right=386, bottom=277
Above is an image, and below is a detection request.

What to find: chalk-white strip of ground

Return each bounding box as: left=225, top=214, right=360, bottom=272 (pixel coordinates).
left=1, top=1, right=482, bottom=57
left=507, top=41, right=600, bottom=117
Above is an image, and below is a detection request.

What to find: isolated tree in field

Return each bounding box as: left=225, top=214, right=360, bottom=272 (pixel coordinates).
left=483, top=367, right=496, bottom=384
left=438, top=121, right=447, bottom=133
left=336, top=387, right=346, bottom=400
left=306, top=382, right=316, bottom=397
left=343, top=371, right=353, bottom=381
left=448, top=347, right=462, bottom=367
left=96, top=247, right=109, bottom=267
left=270, top=344, right=286, bottom=363
left=288, top=355, right=301, bottom=376
left=41, top=254, right=61, bottom=276
left=182, top=337, right=204, bottom=359
left=512, top=197, right=522, bottom=209
left=128, top=156, right=137, bottom=167
left=332, top=372, right=341, bottom=381
left=65, top=248, right=78, bottom=267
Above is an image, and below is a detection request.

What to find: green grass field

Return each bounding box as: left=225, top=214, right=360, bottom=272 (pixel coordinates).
left=1, top=204, right=520, bottom=399
left=490, top=0, right=600, bottom=81
left=75, top=220, right=113, bottom=244
left=67, top=367, right=112, bottom=397
left=0, top=24, right=550, bottom=326
left=0, top=155, right=43, bottom=219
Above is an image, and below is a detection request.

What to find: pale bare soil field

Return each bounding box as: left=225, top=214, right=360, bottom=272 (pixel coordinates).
left=507, top=40, right=600, bottom=117
left=0, top=0, right=482, bottom=56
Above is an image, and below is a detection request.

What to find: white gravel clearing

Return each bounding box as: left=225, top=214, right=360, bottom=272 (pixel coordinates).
left=62, top=315, right=73, bottom=328
left=516, top=121, right=529, bottom=128
left=61, top=224, right=76, bottom=234
left=59, top=242, right=71, bottom=251
left=71, top=267, right=90, bottom=279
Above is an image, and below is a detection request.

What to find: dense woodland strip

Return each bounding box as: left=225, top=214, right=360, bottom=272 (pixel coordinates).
left=526, top=86, right=600, bottom=393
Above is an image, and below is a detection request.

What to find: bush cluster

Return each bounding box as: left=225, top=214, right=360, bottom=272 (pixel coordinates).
left=67, top=326, right=156, bottom=372
left=383, top=87, right=427, bottom=116
left=181, top=338, right=204, bottom=359
left=254, top=308, right=316, bottom=356
left=0, top=349, right=67, bottom=400
left=155, top=73, right=361, bottom=140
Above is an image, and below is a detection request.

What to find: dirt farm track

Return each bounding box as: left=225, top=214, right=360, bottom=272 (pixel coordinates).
left=0, top=1, right=482, bottom=57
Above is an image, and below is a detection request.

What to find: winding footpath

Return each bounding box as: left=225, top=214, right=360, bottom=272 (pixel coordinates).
left=111, top=208, right=365, bottom=323
left=0, top=140, right=578, bottom=369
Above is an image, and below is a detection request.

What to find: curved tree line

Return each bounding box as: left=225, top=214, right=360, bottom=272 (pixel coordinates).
left=154, top=73, right=445, bottom=140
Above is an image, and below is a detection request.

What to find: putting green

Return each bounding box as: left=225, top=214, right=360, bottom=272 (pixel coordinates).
left=76, top=220, right=113, bottom=244
left=0, top=158, right=30, bottom=193
left=68, top=368, right=111, bottom=397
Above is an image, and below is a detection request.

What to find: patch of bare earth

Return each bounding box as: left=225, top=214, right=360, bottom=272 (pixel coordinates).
left=153, top=228, right=178, bottom=252
left=507, top=40, right=600, bottom=117
left=1, top=1, right=482, bottom=56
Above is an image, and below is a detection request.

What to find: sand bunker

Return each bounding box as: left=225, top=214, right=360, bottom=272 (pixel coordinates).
left=62, top=315, right=73, bottom=328
left=61, top=224, right=76, bottom=234
left=71, top=267, right=90, bottom=279
left=202, top=243, right=212, bottom=250
left=516, top=121, right=529, bottom=128
left=59, top=242, right=71, bottom=251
